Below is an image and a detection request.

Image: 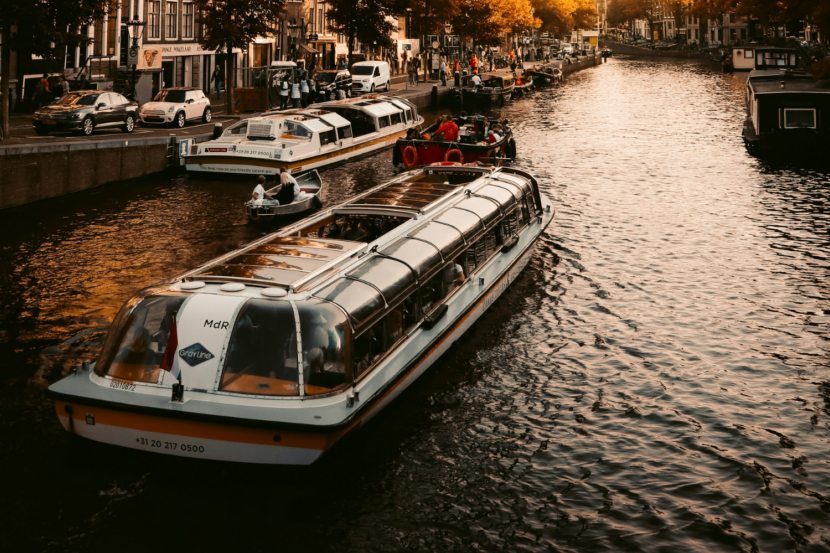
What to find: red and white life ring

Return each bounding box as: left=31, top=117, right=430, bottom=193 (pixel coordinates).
left=444, top=148, right=464, bottom=164
left=403, top=145, right=419, bottom=168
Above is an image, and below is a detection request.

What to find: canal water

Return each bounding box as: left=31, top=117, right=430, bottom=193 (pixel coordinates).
left=2, top=57, right=829, bottom=552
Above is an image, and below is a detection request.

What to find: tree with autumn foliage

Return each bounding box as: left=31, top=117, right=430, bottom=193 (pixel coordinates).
left=0, top=0, right=109, bottom=140
left=531, top=0, right=597, bottom=38
left=326, top=0, right=402, bottom=60
left=195, top=0, right=285, bottom=115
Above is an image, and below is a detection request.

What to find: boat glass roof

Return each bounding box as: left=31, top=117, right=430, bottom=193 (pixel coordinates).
left=381, top=238, right=442, bottom=277
left=478, top=185, right=517, bottom=209
left=433, top=208, right=485, bottom=241
left=346, top=256, right=416, bottom=305
left=407, top=222, right=465, bottom=261
left=454, top=196, right=501, bottom=228
left=314, top=278, right=385, bottom=328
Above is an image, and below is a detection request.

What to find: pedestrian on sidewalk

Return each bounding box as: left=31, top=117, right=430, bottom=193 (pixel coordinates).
left=488, top=52, right=494, bottom=72
left=300, top=77, right=309, bottom=108
left=35, top=74, right=50, bottom=110
left=211, top=65, right=223, bottom=99
left=440, top=58, right=447, bottom=86
left=279, top=78, right=289, bottom=110
left=402, top=49, right=408, bottom=74
left=407, top=60, right=415, bottom=86
left=291, top=80, right=301, bottom=108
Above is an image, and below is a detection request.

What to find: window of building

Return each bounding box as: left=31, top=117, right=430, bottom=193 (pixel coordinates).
left=149, top=1, right=161, bottom=39
left=318, top=8, right=324, bottom=35
left=183, top=3, right=194, bottom=38
left=744, top=48, right=753, bottom=58
left=166, top=1, right=178, bottom=39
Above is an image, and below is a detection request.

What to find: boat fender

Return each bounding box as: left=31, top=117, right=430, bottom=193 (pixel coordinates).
left=444, top=148, right=464, bottom=164
left=403, top=145, right=419, bottom=168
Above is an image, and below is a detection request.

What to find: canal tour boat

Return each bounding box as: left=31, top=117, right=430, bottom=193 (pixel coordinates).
left=46, top=164, right=554, bottom=465
left=743, top=68, right=830, bottom=151
left=246, top=170, right=324, bottom=227
left=393, top=114, right=517, bottom=168
left=184, top=96, right=424, bottom=176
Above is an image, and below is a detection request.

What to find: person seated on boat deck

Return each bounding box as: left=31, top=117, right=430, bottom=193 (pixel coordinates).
left=343, top=219, right=370, bottom=242
left=443, top=260, right=465, bottom=295
left=487, top=130, right=501, bottom=144
left=472, top=74, right=482, bottom=88
left=459, top=111, right=468, bottom=126
left=252, top=176, right=279, bottom=206
left=327, top=219, right=344, bottom=238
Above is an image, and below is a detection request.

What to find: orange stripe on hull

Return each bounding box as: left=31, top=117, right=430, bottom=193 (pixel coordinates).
left=54, top=401, right=328, bottom=451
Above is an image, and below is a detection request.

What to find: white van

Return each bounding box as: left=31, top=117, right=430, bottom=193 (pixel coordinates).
left=350, top=61, right=391, bottom=93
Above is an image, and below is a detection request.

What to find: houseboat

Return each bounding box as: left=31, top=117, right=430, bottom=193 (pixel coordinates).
left=727, top=46, right=798, bottom=72
left=393, top=114, right=516, bottom=168
left=46, top=164, right=555, bottom=465
left=184, top=96, right=423, bottom=176
left=743, top=68, right=830, bottom=151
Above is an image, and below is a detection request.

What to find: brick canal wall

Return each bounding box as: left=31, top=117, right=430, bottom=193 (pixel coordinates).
left=0, top=134, right=211, bottom=211
left=0, top=55, right=601, bottom=211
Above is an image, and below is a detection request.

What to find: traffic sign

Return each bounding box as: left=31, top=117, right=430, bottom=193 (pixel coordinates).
left=128, top=47, right=139, bottom=66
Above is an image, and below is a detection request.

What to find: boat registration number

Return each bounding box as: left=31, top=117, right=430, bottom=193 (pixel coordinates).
left=136, top=437, right=206, bottom=454
left=110, top=379, right=136, bottom=392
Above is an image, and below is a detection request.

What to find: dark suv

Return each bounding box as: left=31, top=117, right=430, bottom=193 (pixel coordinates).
left=33, top=90, right=139, bottom=136
left=314, top=70, right=353, bottom=102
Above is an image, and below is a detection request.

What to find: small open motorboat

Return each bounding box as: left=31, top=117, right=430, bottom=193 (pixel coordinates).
left=512, top=72, right=534, bottom=96
left=527, top=64, right=563, bottom=85
left=459, top=74, right=515, bottom=108
left=392, top=114, right=517, bottom=169
left=246, top=170, right=324, bottom=227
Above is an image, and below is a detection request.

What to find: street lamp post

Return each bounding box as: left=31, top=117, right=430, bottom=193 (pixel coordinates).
left=126, top=18, right=144, bottom=100
left=287, top=18, right=300, bottom=62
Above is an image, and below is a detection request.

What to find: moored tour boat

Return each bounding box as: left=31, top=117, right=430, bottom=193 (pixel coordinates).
left=392, top=114, right=517, bottom=168
left=47, top=164, right=554, bottom=465
left=527, top=64, right=563, bottom=85
left=184, top=96, right=423, bottom=176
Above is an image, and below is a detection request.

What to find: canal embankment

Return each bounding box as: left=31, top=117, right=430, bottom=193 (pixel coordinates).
left=600, top=40, right=720, bottom=61
left=0, top=55, right=600, bottom=211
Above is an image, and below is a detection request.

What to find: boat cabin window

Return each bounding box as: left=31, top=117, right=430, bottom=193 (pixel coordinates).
left=297, top=299, right=351, bottom=395
left=354, top=319, right=386, bottom=379
left=404, top=109, right=412, bottom=122
left=337, top=126, right=352, bottom=139
left=219, top=300, right=299, bottom=396
left=783, top=108, right=816, bottom=129
left=317, top=215, right=407, bottom=243
left=320, top=129, right=337, bottom=146
left=382, top=238, right=442, bottom=278
left=390, top=112, right=402, bottom=125
left=98, top=295, right=187, bottom=384
left=283, top=121, right=312, bottom=141
left=377, top=116, right=390, bottom=129
left=223, top=120, right=248, bottom=136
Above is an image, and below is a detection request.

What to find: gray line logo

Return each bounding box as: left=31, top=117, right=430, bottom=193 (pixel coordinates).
left=178, top=343, right=214, bottom=366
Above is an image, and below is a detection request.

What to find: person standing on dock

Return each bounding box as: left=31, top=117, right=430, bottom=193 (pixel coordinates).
left=440, top=59, right=447, bottom=86
left=279, top=78, right=289, bottom=110
left=300, top=78, right=309, bottom=108
left=212, top=65, right=223, bottom=100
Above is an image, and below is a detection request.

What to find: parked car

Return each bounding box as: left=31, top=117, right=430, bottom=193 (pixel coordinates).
left=561, top=43, right=573, bottom=55
left=138, top=87, right=211, bottom=128
left=350, top=61, right=391, bottom=93
left=314, top=70, right=353, bottom=101
left=32, top=90, right=138, bottom=136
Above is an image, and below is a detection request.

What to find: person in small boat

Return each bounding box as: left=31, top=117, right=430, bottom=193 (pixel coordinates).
left=487, top=130, right=500, bottom=144
left=472, top=74, right=482, bottom=88
left=458, top=111, right=468, bottom=126
left=252, top=176, right=279, bottom=206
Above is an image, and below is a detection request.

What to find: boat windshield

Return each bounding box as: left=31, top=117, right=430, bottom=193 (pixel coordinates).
left=219, top=300, right=300, bottom=396
left=96, top=294, right=187, bottom=383
left=283, top=120, right=312, bottom=141
left=297, top=299, right=350, bottom=395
